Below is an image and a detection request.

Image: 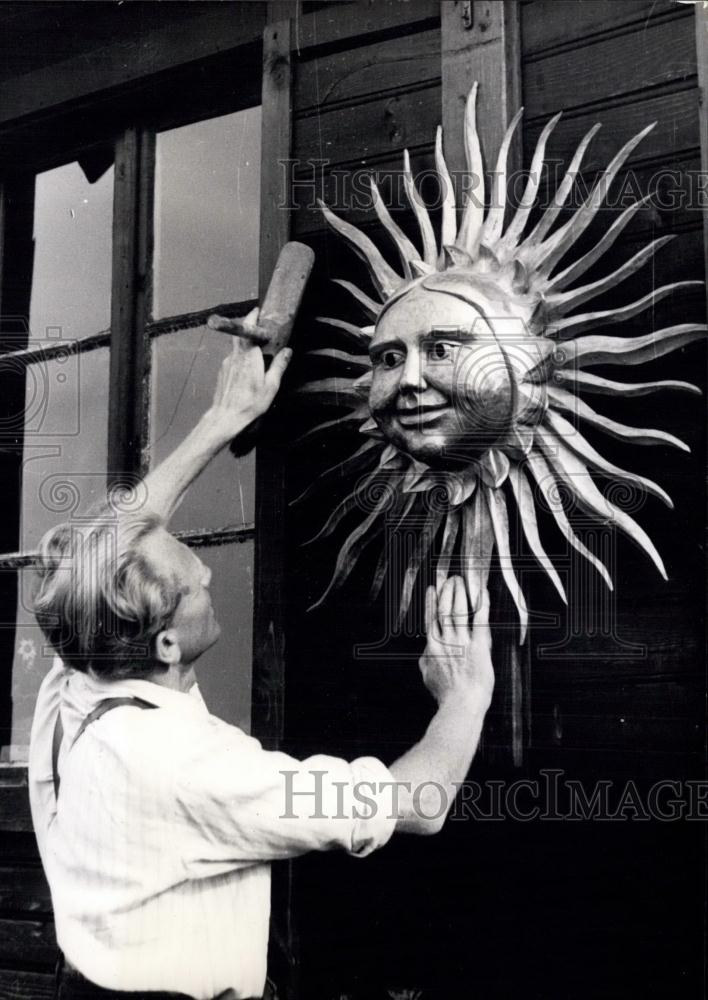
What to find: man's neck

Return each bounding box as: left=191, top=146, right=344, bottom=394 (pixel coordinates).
left=147, top=662, right=197, bottom=694
left=88, top=662, right=197, bottom=694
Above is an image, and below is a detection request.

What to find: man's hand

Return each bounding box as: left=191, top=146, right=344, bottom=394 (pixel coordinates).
left=206, top=307, right=293, bottom=441
left=388, top=576, right=494, bottom=836
left=419, top=577, right=494, bottom=711
left=141, top=308, right=292, bottom=522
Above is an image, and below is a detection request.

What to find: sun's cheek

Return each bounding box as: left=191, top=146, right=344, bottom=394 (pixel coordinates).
left=368, top=365, right=400, bottom=415
left=446, top=344, right=514, bottom=433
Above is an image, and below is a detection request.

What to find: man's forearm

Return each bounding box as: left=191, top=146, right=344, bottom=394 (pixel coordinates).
left=141, top=408, right=246, bottom=522
left=389, top=690, right=490, bottom=835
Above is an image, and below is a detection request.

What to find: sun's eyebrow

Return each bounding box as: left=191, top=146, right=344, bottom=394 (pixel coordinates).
left=427, top=325, right=476, bottom=341
left=369, top=336, right=407, bottom=358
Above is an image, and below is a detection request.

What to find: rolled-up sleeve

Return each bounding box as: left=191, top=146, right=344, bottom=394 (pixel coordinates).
left=173, top=721, right=397, bottom=876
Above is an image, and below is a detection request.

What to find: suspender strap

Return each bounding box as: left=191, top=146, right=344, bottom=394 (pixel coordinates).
left=52, top=712, right=64, bottom=801
left=52, top=696, right=157, bottom=798
left=71, top=696, right=157, bottom=747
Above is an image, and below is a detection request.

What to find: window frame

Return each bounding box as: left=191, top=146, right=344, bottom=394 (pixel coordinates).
left=0, top=31, right=280, bottom=771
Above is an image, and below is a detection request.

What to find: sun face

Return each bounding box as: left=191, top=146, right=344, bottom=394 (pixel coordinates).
left=298, top=84, right=706, bottom=642
left=371, top=286, right=517, bottom=463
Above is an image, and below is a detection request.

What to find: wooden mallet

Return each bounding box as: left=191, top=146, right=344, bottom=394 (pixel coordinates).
left=207, top=240, right=315, bottom=455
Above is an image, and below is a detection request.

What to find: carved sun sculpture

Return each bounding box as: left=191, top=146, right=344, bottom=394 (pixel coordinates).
left=298, top=84, right=706, bottom=642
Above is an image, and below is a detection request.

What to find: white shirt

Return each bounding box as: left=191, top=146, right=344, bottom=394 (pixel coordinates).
left=29, top=660, right=396, bottom=999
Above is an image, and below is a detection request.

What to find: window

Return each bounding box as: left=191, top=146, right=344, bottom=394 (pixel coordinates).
left=0, top=95, right=263, bottom=762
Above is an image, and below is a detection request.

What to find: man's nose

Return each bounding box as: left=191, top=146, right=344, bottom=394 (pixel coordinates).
left=399, top=348, right=425, bottom=391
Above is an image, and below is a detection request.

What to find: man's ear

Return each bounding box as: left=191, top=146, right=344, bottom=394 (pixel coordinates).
left=154, top=628, right=181, bottom=667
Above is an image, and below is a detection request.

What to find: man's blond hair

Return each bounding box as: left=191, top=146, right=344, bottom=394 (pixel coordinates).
left=33, top=509, right=183, bottom=678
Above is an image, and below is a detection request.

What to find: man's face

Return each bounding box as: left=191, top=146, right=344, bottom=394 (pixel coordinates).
left=141, top=528, right=220, bottom=665
left=368, top=286, right=514, bottom=465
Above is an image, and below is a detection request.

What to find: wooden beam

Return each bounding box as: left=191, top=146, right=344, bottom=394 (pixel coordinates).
left=0, top=4, right=266, bottom=127
left=294, top=0, right=439, bottom=53
left=252, top=16, right=293, bottom=751
left=441, top=0, right=522, bottom=205
left=441, top=1, right=526, bottom=770
left=0, top=177, right=35, bottom=757
left=251, top=14, right=299, bottom=1000
left=107, top=127, right=155, bottom=486
left=696, top=3, right=708, bottom=302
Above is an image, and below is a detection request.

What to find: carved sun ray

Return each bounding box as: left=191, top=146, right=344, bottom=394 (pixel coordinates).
left=296, top=84, right=706, bottom=643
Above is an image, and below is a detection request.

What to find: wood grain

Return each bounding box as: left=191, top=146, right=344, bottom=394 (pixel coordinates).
left=521, top=0, right=675, bottom=56
left=0, top=4, right=266, bottom=126
left=523, top=12, right=696, bottom=119
left=696, top=4, right=708, bottom=299
left=0, top=779, right=32, bottom=834
left=294, top=26, right=440, bottom=113
left=252, top=14, right=291, bottom=749
left=0, top=917, right=56, bottom=965
left=290, top=147, right=436, bottom=237
left=0, top=864, right=51, bottom=915
left=295, top=0, right=439, bottom=53
left=441, top=1, right=522, bottom=193
left=524, top=88, right=700, bottom=172
left=0, top=970, right=55, bottom=1000
left=107, top=126, right=154, bottom=486
left=293, top=82, right=441, bottom=169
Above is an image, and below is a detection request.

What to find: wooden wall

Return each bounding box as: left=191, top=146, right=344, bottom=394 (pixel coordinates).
left=283, top=3, right=706, bottom=999
left=0, top=3, right=704, bottom=999
left=518, top=0, right=704, bottom=772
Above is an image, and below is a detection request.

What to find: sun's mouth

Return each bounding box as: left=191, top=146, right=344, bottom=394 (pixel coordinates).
left=394, top=402, right=450, bottom=425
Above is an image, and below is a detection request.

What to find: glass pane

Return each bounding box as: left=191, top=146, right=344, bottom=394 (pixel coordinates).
left=150, top=329, right=255, bottom=534
left=190, top=541, right=254, bottom=733
left=152, top=106, right=261, bottom=318
left=2, top=535, right=252, bottom=762
left=31, top=159, right=114, bottom=341
left=4, top=565, right=57, bottom=763
left=19, top=348, right=110, bottom=552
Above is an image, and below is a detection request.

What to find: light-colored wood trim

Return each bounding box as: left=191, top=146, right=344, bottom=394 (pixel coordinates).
left=441, top=0, right=526, bottom=769
left=441, top=0, right=522, bottom=205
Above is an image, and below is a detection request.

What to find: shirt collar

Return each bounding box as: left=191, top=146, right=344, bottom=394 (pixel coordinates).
left=67, top=668, right=208, bottom=720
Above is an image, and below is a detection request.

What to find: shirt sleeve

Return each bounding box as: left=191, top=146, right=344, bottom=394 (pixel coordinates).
left=173, top=721, right=397, bottom=876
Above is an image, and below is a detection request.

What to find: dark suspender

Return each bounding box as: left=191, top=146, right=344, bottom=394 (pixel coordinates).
left=52, top=696, right=157, bottom=799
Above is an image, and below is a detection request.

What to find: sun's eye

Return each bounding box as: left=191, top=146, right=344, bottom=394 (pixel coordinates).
left=427, top=341, right=457, bottom=362
left=375, top=348, right=405, bottom=370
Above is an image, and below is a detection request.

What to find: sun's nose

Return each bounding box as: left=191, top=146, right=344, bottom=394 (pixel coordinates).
left=399, top=348, right=426, bottom=391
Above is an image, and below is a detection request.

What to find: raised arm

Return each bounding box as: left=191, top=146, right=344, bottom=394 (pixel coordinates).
left=389, top=577, right=494, bottom=835
left=141, top=308, right=292, bottom=522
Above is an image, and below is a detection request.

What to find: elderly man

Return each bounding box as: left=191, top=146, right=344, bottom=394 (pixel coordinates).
left=28, top=317, right=494, bottom=1000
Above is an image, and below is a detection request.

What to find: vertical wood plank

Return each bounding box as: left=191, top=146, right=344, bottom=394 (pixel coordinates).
left=252, top=16, right=293, bottom=749
left=107, top=127, right=155, bottom=487
left=696, top=5, right=708, bottom=301
left=441, top=1, right=522, bottom=202
left=0, top=177, right=35, bottom=751
left=251, top=13, right=298, bottom=999
left=441, top=1, right=526, bottom=769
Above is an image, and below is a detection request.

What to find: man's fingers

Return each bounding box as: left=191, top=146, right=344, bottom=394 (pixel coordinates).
left=241, top=306, right=260, bottom=329
left=451, top=575, right=468, bottom=629
left=436, top=576, right=456, bottom=635
left=263, top=347, right=293, bottom=397
left=472, top=587, right=492, bottom=650
left=473, top=587, right=490, bottom=628
left=208, top=311, right=269, bottom=347
left=424, top=585, right=437, bottom=635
